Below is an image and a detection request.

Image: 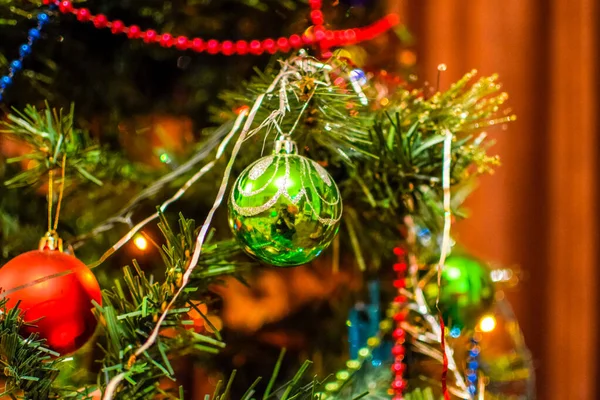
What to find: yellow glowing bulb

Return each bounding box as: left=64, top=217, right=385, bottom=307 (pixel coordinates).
left=479, top=315, right=496, bottom=332
left=134, top=235, right=148, bottom=251
left=325, top=382, right=339, bottom=392
left=336, top=370, right=350, bottom=381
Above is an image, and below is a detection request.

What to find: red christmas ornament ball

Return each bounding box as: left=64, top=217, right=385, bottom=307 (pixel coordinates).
left=0, top=249, right=102, bottom=354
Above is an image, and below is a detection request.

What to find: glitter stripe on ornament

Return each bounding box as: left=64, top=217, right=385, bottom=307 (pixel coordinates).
left=230, top=152, right=342, bottom=226
left=0, top=6, right=54, bottom=103
left=44, top=0, right=399, bottom=56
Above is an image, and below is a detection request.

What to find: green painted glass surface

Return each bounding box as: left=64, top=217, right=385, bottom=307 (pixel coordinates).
left=229, top=151, right=342, bottom=267
left=425, top=255, right=495, bottom=330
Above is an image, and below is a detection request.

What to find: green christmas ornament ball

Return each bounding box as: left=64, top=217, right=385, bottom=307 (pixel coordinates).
left=425, top=254, right=495, bottom=330
left=228, top=136, right=343, bottom=267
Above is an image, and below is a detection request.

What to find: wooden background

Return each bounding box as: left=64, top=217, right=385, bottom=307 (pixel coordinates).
left=390, top=0, right=599, bottom=398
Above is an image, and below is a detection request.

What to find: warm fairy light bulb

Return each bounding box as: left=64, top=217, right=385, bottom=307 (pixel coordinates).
left=479, top=315, right=497, bottom=332
left=490, top=268, right=513, bottom=282
left=325, top=382, right=339, bottom=392
left=134, top=234, right=148, bottom=251
left=336, top=370, right=350, bottom=381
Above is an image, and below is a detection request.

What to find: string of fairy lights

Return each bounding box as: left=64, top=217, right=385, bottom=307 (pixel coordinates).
left=0, top=5, right=54, bottom=102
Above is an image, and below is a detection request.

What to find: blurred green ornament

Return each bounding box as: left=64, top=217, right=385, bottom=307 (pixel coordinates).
left=228, top=135, right=342, bottom=267
left=425, top=255, right=495, bottom=330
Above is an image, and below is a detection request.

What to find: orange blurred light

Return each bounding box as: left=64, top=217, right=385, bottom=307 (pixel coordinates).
left=479, top=315, right=497, bottom=332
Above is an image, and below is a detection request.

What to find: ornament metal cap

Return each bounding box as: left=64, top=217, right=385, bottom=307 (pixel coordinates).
left=274, top=134, right=298, bottom=155
left=39, top=231, right=63, bottom=252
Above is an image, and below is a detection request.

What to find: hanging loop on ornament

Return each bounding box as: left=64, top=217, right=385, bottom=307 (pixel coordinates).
left=47, top=157, right=54, bottom=233
left=53, top=153, right=67, bottom=232
left=274, top=134, right=298, bottom=155
left=45, top=154, right=67, bottom=236
left=39, top=230, right=63, bottom=252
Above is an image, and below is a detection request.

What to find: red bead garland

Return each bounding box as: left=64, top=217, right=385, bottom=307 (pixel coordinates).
left=391, top=246, right=409, bottom=399
left=111, top=20, right=124, bottom=34
left=46, top=0, right=400, bottom=56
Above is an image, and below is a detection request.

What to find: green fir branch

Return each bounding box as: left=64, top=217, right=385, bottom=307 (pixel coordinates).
left=96, top=212, right=253, bottom=398
left=1, top=103, right=153, bottom=189
left=0, top=298, right=67, bottom=399
left=335, top=71, right=508, bottom=267
left=0, top=53, right=517, bottom=399
left=214, top=55, right=376, bottom=161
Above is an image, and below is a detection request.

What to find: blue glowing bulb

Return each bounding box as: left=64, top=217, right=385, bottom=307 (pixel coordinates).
left=0, top=76, right=12, bottom=89
left=37, top=13, right=49, bottom=23
left=10, top=60, right=22, bottom=72
left=449, top=326, right=461, bottom=338
left=28, top=28, right=41, bottom=40
left=19, top=44, right=31, bottom=57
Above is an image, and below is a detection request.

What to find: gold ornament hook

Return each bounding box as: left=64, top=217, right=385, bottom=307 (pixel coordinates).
left=39, top=230, right=63, bottom=252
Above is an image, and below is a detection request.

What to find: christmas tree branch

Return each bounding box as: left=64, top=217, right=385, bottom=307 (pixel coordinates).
left=215, top=55, right=509, bottom=270
left=70, top=121, right=233, bottom=250
left=0, top=103, right=152, bottom=191
left=101, top=61, right=293, bottom=399
left=0, top=298, right=75, bottom=399
left=216, top=52, right=376, bottom=161
left=97, top=212, right=252, bottom=399
left=1, top=103, right=101, bottom=188
left=402, top=217, right=469, bottom=397
left=99, top=54, right=380, bottom=398
left=98, top=57, right=509, bottom=397
left=86, top=110, right=248, bottom=270
left=0, top=52, right=516, bottom=399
